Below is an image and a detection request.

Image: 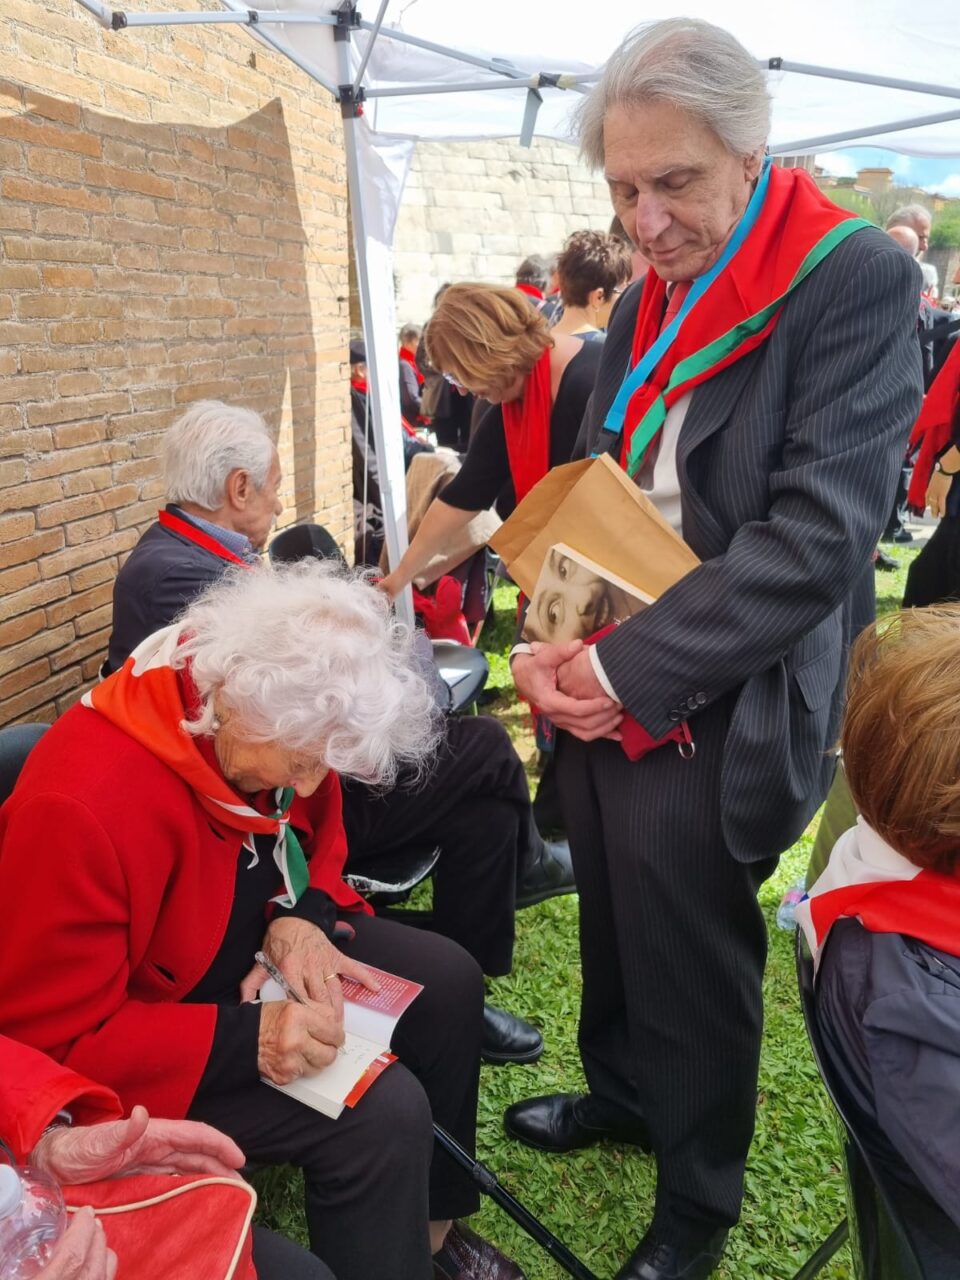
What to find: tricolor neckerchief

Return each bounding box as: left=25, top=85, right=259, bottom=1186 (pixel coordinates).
left=597, top=161, right=872, bottom=478
left=906, top=338, right=960, bottom=512
left=501, top=347, right=553, bottom=505
left=796, top=816, right=960, bottom=970
left=158, top=508, right=250, bottom=568
left=81, top=625, right=333, bottom=909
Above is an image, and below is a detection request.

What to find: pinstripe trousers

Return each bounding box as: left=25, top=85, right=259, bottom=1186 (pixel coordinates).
left=556, top=695, right=777, bottom=1236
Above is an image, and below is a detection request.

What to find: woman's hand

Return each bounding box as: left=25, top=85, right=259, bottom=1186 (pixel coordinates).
left=512, top=641, right=623, bottom=743
left=926, top=468, right=953, bottom=519
left=256, top=999, right=343, bottom=1085
left=377, top=572, right=402, bottom=602
left=36, top=1208, right=116, bottom=1280
left=30, top=1107, right=246, bottom=1183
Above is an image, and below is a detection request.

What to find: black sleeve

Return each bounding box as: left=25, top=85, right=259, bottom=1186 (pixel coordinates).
left=438, top=404, right=511, bottom=512
left=190, top=1001, right=263, bottom=1103
left=399, top=363, right=422, bottom=419
left=272, top=887, right=338, bottom=940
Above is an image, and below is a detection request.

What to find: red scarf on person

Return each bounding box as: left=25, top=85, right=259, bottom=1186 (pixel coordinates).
left=617, top=166, right=867, bottom=478
left=399, top=346, right=424, bottom=386
left=515, top=282, right=544, bottom=303
left=351, top=376, right=368, bottom=394
left=501, top=347, right=553, bottom=504
left=906, top=338, right=960, bottom=512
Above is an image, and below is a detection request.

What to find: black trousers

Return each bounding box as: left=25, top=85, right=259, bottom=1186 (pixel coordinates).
left=556, top=702, right=776, bottom=1238
left=189, top=914, right=483, bottom=1280
left=903, top=516, right=960, bottom=607
left=252, top=1227, right=334, bottom=1279
left=341, top=716, right=536, bottom=977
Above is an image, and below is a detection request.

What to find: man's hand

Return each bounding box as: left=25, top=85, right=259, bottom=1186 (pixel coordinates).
left=31, top=1107, right=246, bottom=1184
left=39, top=1209, right=116, bottom=1280
left=512, top=641, right=623, bottom=742
left=256, top=999, right=343, bottom=1085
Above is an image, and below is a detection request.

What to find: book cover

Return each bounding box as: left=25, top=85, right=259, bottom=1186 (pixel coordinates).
left=522, top=542, right=653, bottom=644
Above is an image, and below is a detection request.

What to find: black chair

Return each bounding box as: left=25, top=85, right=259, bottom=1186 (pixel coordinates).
left=794, top=929, right=930, bottom=1280
left=0, top=723, right=47, bottom=806
left=269, top=523, right=347, bottom=567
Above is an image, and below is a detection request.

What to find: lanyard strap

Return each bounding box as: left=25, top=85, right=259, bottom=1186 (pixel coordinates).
left=594, top=157, right=772, bottom=459
left=158, top=508, right=251, bottom=568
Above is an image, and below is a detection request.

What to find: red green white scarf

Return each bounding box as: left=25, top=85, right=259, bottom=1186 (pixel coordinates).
left=796, top=817, right=960, bottom=970
left=83, top=626, right=314, bottom=908
left=603, top=162, right=871, bottom=478
left=502, top=347, right=553, bottom=504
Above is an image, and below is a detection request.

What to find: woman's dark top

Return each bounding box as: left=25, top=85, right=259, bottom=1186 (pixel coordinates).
left=440, top=340, right=603, bottom=519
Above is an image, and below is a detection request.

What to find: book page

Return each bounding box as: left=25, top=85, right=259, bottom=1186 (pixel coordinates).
left=261, top=1032, right=393, bottom=1120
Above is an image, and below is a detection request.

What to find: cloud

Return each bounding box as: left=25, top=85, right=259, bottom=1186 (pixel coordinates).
left=924, top=174, right=960, bottom=198
left=815, top=153, right=855, bottom=178
left=889, top=155, right=912, bottom=178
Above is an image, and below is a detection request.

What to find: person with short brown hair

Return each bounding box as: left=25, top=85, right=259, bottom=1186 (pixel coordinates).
left=379, top=282, right=602, bottom=599
left=799, top=606, right=960, bottom=1270
left=551, top=230, right=632, bottom=340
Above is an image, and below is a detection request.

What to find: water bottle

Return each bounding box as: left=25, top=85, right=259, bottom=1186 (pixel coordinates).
left=776, top=877, right=806, bottom=931
left=0, top=1163, right=66, bottom=1278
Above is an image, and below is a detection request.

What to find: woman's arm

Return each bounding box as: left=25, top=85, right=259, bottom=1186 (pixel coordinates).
left=379, top=497, right=479, bottom=599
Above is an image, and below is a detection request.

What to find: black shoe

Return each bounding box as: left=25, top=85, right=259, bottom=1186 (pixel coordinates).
left=614, top=1229, right=728, bottom=1280
left=433, top=1221, right=525, bottom=1279
left=503, top=1092, right=651, bottom=1152
left=874, top=547, right=899, bottom=571
left=516, top=839, right=576, bottom=909
left=892, top=527, right=914, bottom=544
left=481, top=1005, right=543, bottom=1065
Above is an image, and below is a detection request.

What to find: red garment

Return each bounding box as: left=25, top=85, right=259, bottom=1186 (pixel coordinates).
left=158, top=509, right=249, bottom=567
left=350, top=376, right=368, bottom=394
left=399, top=347, right=424, bottom=387
left=501, top=348, right=553, bottom=504
left=515, top=282, right=543, bottom=302
left=907, top=339, right=960, bottom=511
left=0, top=703, right=369, bottom=1120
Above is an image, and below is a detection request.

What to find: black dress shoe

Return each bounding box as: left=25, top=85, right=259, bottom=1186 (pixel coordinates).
left=515, top=839, right=576, bottom=909
left=874, top=547, right=900, bottom=571
left=503, top=1092, right=650, bottom=1152
left=614, top=1229, right=727, bottom=1279
left=481, top=1005, right=543, bottom=1065
left=433, top=1220, right=525, bottom=1279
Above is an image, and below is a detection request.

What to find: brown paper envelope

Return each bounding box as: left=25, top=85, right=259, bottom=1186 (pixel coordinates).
left=490, top=455, right=700, bottom=599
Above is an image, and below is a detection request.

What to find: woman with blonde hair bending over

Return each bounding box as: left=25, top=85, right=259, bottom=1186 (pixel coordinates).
left=379, top=281, right=602, bottom=600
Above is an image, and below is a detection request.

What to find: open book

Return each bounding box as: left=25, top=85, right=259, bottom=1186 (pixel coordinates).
left=522, top=543, right=653, bottom=644
left=259, top=966, right=423, bottom=1119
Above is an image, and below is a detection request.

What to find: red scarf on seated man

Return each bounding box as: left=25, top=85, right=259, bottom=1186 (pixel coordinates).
left=82, top=625, right=367, bottom=915
left=609, top=163, right=870, bottom=479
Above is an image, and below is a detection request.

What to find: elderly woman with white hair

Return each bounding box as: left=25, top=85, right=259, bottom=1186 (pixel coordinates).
left=0, top=562, right=523, bottom=1280
left=503, top=16, right=923, bottom=1280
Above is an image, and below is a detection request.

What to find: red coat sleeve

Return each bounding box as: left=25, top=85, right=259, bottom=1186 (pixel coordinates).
left=0, top=1035, right=122, bottom=1163
left=0, top=792, right=216, bottom=1120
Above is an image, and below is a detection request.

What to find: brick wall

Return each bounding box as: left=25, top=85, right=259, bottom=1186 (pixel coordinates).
left=393, top=138, right=616, bottom=325
left=0, top=0, right=352, bottom=727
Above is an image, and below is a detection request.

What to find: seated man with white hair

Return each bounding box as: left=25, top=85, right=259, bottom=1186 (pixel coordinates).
left=104, top=399, right=573, bottom=1068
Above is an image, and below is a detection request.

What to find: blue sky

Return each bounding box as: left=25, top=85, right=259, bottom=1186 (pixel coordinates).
left=816, top=148, right=960, bottom=198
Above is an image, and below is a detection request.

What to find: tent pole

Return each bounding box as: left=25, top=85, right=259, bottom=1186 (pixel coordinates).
left=359, top=19, right=529, bottom=81
left=352, top=0, right=389, bottom=97
left=771, top=59, right=960, bottom=102
left=771, top=106, right=960, bottom=155
left=335, top=5, right=414, bottom=628
left=219, top=0, right=341, bottom=97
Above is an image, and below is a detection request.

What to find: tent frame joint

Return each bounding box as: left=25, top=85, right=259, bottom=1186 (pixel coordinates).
left=768, top=56, right=783, bottom=71
left=339, top=82, right=366, bottom=116
left=111, top=9, right=127, bottom=29
left=334, top=1, right=360, bottom=34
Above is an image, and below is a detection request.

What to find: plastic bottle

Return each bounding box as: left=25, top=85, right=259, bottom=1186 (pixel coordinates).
left=776, top=877, right=806, bottom=931
left=0, top=1163, right=66, bottom=1279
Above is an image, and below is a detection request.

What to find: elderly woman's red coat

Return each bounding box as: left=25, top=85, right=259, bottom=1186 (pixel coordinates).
left=0, top=703, right=368, bottom=1120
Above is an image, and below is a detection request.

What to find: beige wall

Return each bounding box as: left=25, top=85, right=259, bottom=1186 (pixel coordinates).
left=393, top=138, right=616, bottom=326
left=0, top=0, right=352, bottom=726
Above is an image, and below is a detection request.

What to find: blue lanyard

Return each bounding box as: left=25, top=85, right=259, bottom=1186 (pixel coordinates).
left=596, top=157, right=772, bottom=453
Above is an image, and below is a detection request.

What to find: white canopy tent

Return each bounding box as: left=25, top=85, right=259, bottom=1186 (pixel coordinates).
left=75, top=0, right=960, bottom=624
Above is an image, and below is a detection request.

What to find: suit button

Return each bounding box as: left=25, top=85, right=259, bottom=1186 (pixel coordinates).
left=668, top=709, right=680, bottom=722
left=696, top=692, right=707, bottom=706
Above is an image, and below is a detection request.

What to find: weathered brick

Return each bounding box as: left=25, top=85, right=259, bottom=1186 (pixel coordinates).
left=45, top=581, right=113, bottom=628
left=0, top=657, right=52, bottom=703
left=0, top=528, right=64, bottom=570
left=0, top=667, right=81, bottom=722
left=50, top=626, right=111, bottom=673
left=0, top=512, right=36, bottom=544
left=37, top=528, right=137, bottom=580
left=0, top=562, right=41, bottom=595
left=2, top=175, right=112, bottom=214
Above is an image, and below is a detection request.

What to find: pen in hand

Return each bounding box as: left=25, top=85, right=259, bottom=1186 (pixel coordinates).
left=254, top=950, right=346, bottom=1056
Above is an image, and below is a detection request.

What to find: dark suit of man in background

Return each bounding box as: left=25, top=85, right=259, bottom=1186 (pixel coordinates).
left=106, top=399, right=573, bottom=1067
left=505, top=19, right=923, bottom=1280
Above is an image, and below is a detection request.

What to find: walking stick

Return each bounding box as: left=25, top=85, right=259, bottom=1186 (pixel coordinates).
left=433, top=1124, right=601, bottom=1280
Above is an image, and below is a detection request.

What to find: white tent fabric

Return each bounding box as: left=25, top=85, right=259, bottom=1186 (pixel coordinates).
left=75, top=0, right=960, bottom=618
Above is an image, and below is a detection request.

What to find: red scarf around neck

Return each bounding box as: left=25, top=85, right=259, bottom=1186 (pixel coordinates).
left=618, top=166, right=867, bottom=478
left=516, top=282, right=544, bottom=303
left=502, top=347, right=553, bottom=504
left=399, top=347, right=424, bottom=386
left=907, top=338, right=960, bottom=512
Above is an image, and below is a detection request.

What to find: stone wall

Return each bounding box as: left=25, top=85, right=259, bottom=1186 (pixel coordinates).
left=393, top=138, right=615, bottom=326
left=0, top=0, right=352, bottom=727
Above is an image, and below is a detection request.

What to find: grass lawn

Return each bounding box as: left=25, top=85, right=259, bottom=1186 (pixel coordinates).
left=254, top=546, right=921, bottom=1279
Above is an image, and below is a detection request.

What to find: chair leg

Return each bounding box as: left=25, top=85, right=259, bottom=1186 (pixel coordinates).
left=790, top=1219, right=849, bottom=1280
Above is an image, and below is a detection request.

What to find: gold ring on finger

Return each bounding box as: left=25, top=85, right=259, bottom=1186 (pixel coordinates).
left=322, top=972, right=339, bottom=982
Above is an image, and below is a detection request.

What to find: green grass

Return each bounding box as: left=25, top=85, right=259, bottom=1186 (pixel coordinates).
left=255, top=550, right=921, bottom=1278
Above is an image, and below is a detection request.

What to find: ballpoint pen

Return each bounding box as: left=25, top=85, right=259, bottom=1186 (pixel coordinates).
left=254, top=951, right=346, bottom=1054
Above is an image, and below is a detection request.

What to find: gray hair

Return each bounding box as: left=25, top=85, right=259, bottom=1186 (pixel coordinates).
left=165, top=400, right=276, bottom=511
left=577, top=18, right=770, bottom=169
left=515, top=254, right=555, bottom=291
left=886, top=204, right=932, bottom=232
left=173, top=560, right=440, bottom=786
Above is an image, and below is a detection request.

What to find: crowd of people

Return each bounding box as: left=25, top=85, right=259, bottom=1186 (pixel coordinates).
left=2, top=13, right=960, bottom=1280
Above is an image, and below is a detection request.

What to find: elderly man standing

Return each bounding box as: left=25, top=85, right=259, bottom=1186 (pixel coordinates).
left=504, top=19, right=923, bottom=1280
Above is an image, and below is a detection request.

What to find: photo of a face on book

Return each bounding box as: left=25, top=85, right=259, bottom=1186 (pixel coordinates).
left=522, top=543, right=653, bottom=644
